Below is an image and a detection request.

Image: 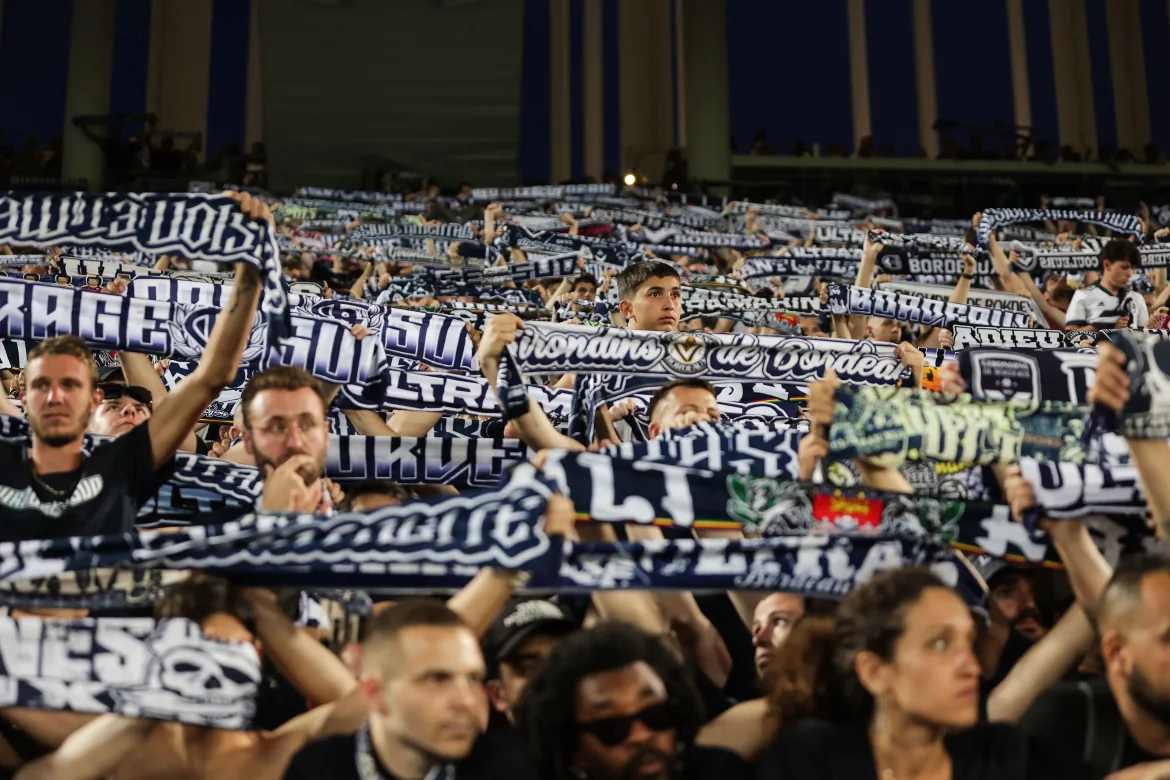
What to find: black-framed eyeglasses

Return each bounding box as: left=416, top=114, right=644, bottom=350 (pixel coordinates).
left=577, top=701, right=676, bottom=747
left=98, top=383, right=153, bottom=411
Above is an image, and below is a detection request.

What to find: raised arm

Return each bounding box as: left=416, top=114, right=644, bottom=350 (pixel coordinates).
left=348, top=259, right=375, bottom=299
left=242, top=589, right=357, bottom=706
left=918, top=251, right=975, bottom=347
left=341, top=408, right=454, bottom=498
left=986, top=605, right=1095, bottom=724
left=477, top=313, right=584, bottom=452
left=118, top=352, right=200, bottom=453
left=147, top=194, right=268, bottom=469
left=1015, top=271, right=1066, bottom=329
left=447, top=495, right=576, bottom=635
left=1090, top=342, right=1170, bottom=536
left=15, top=715, right=157, bottom=780
left=0, top=393, right=22, bottom=419
left=848, top=233, right=881, bottom=339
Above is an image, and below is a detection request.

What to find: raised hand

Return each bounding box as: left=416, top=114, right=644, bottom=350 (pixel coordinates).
left=1087, top=343, right=1130, bottom=412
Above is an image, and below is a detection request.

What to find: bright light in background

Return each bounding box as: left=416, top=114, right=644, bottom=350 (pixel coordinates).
left=623, top=172, right=636, bottom=186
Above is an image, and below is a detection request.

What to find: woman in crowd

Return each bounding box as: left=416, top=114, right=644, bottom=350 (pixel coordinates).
left=701, top=569, right=1102, bottom=779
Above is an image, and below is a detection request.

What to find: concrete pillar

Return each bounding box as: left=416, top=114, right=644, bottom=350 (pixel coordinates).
left=582, top=0, right=604, bottom=179
left=146, top=0, right=213, bottom=162
left=911, top=0, right=938, bottom=158
left=245, top=0, right=264, bottom=151
left=1107, top=0, right=1151, bottom=151
left=1049, top=0, right=1096, bottom=152
left=680, top=0, right=729, bottom=184
left=619, top=0, right=673, bottom=181
left=550, top=0, right=572, bottom=183
left=1006, top=0, right=1032, bottom=134
left=62, top=0, right=116, bottom=190
left=846, top=0, right=871, bottom=152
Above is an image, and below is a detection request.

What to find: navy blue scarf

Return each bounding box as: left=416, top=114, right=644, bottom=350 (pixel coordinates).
left=0, top=192, right=289, bottom=339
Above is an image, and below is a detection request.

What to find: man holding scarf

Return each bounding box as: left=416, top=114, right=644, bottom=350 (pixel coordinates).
left=478, top=260, right=683, bottom=451
left=0, top=192, right=271, bottom=541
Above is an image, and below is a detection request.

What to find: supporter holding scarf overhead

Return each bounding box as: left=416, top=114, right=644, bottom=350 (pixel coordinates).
left=0, top=195, right=271, bottom=542
left=1065, top=240, right=1148, bottom=330
left=477, top=260, right=684, bottom=451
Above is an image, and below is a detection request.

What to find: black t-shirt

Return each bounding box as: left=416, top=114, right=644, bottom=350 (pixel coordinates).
left=687, top=746, right=752, bottom=779
left=1019, top=676, right=1166, bottom=775
left=283, top=727, right=540, bottom=780
left=0, top=423, right=163, bottom=541
left=753, top=718, right=1100, bottom=780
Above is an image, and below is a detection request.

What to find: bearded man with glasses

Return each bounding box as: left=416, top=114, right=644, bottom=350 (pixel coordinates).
left=515, top=622, right=705, bottom=780
left=238, top=365, right=338, bottom=514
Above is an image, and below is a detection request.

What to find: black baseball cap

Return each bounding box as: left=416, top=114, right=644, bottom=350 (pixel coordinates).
left=482, top=598, right=577, bottom=670
left=971, top=555, right=1037, bottom=589
left=97, top=365, right=125, bottom=383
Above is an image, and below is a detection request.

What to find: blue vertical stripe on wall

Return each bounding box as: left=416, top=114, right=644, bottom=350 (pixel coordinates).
left=864, top=0, right=918, bottom=156
left=1021, top=0, right=1058, bottom=151
left=569, top=0, right=583, bottom=179
left=601, top=0, right=620, bottom=176
left=109, top=0, right=152, bottom=140
left=0, top=0, right=75, bottom=146
left=931, top=0, right=1013, bottom=153
left=206, top=0, right=251, bottom=161
left=1083, top=0, right=1115, bottom=152
left=520, top=0, right=551, bottom=184
left=1139, top=0, right=1170, bottom=152
left=725, top=0, right=853, bottom=155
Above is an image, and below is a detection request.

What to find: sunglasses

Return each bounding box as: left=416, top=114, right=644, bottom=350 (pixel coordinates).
left=98, top=383, right=153, bottom=410
left=577, top=701, right=675, bottom=747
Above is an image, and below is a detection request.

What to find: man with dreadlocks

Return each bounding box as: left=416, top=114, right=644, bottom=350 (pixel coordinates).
left=514, top=622, right=705, bottom=780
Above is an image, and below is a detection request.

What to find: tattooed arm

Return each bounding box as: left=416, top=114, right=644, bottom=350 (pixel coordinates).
left=147, top=192, right=268, bottom=470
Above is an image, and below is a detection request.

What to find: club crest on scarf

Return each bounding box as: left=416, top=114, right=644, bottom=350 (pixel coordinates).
left=968, top=352, right=1040, bottom=403
left=308, top=298, right=374, bottom=328
left=173, top=307, right=269, bottom=364
left=663, top=332, right=713, bottom=376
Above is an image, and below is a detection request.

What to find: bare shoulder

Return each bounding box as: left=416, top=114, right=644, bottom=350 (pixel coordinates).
left=695, top=698, right=776, bottom=760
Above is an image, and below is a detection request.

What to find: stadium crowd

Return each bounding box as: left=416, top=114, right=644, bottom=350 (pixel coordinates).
left=0, top=178, right=1164, bottom=780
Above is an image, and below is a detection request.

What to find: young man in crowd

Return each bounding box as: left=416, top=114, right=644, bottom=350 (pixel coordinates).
left=1019, top=556, right=1170, bottom=773
left=86, top=383, right=152, bottom=438
left=1065, top=239, right=1148, bottom=330
left=975, top=559, right=1051, bottom=684
left=547, top=272, right=600, bottom=310
left=644, top=378, right=722, bottom=437
left=614, top=261, right=681, bottom=331
left=515, top=621, right=705, bottom=780
left=0, top=192, right=267, bottom=541
left=284, top=599, right=538, bottom=780
left=478, top=260, right=684, bottom=451
left=482, top=598, right=579, bottom=726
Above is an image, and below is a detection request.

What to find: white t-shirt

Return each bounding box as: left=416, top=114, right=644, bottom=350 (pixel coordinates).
left=1064, top=283, right=1148, bottom=328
